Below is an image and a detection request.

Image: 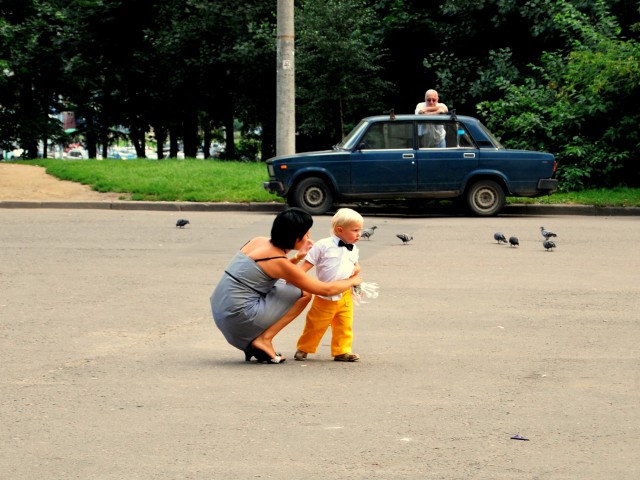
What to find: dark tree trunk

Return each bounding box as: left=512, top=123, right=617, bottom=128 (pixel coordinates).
left=85, top=113, right=98, bottom=159
left=154, top=125, right=167, bottom=160
left=202, top=123, right=212, bottom=159
left=260, top=111, right=276, bottom=160
left=169, top=128, right=179, bottom=158
left=182, top=105, right=198, bottom=158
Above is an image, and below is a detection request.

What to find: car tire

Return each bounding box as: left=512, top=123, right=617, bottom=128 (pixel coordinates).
left=466, top=180, right=505, bottom=216
left=290, top=177, right=334, bottom=215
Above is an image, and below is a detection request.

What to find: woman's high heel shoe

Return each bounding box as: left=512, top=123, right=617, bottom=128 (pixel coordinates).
left=244, top=344, right=285, bottom=364
left=244, top=344, right=258, bottom=362
left=256, top=348, right=285, bottom=364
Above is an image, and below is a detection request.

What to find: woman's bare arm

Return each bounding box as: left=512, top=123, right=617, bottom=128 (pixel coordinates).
left=267, top=258, right=361, bottom=296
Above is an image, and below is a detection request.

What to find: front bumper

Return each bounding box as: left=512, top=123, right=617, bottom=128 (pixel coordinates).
left=263, top=180, right=285, bottom=195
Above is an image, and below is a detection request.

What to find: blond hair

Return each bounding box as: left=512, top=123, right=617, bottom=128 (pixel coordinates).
left=330, top=208, right=363, bottom=235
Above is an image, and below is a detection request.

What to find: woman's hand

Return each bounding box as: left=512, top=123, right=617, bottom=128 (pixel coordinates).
left=297, top=238, right=314, bottom=258
left=291, top=237, right=314, bottom=264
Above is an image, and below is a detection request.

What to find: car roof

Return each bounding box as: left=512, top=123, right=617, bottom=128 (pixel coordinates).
left=361, top=114, right=480, bottom=124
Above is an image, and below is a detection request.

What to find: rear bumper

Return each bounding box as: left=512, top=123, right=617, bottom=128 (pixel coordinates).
left=537, top=178, right=559, bottom=192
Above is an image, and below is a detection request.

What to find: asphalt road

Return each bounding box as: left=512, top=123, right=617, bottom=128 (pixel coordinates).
left=1, top=209, right=638, bottom=479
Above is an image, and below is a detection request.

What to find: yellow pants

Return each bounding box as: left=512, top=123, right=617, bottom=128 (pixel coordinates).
left=296, top=290, right=353, bottom=357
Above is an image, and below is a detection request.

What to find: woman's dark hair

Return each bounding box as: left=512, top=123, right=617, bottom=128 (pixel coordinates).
left=271, top=208, right=313, bottom=250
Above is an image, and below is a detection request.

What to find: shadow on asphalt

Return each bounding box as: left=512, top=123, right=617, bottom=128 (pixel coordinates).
left=328, top=201, right=527, bottom=218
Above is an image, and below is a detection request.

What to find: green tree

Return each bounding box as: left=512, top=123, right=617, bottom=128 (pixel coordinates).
left=147, top=0, right=277, bottom=160
left=295, top=0, right=392, bottom=150
left=477, top=0, right=640, bottom=189
left=0, top=0, right=67, bottom=158
left=61, top=0, right=160, bottom=158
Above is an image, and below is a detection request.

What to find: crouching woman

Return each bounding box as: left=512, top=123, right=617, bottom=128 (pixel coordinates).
left=210, top=208, right=363, bottom=364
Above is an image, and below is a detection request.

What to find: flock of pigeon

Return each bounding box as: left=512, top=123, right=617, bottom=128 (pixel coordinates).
left=366, top=224, right=560, bottom=249
left=175, top=218, right=557, bottom=251
left=361, top=225, right=413, bottom=245
left=174, top=219, right=416, bottom=246
left=494, top=226, right=558, bottom=251
left=175, top=220, right=417, bottom=249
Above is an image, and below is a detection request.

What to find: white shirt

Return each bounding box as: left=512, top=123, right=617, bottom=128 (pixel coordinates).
left=415, top=102, right=446, bottom=147
left=305, top=236, right=359, bottom=301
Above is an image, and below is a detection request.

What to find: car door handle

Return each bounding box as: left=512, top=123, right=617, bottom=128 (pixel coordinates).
left=402, top=153, right=415, bottom=159
left=464, top=153, right=476, bottom=158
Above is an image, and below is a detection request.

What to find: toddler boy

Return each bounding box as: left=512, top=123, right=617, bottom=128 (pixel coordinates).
left=294, top=208, right=363, bottom=362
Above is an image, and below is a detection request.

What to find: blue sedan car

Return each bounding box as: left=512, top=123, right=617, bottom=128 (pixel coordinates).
left=263, top=113, right=558, bottom=216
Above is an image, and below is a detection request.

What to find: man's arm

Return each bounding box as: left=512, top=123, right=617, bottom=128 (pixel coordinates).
left=417, top=102, right=448, bottom=115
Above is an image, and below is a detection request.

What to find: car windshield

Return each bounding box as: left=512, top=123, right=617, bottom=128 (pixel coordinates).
left=477, top=121, right=504, bottom=149
left=334, top=119, right=370, bottom=150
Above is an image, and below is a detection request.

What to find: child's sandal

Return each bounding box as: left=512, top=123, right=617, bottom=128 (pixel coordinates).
left=334, top=353, right=360, bottom=362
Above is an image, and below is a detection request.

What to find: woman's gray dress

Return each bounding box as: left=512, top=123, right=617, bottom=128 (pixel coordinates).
left=210, top=251, right=302, bottom=350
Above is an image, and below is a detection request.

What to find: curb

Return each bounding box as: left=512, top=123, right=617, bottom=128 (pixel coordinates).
left=0, top=200, right=638, bottom=216
left=0, top=201, right=286, bottom=212
left=502, top=204, right=640, bottom=216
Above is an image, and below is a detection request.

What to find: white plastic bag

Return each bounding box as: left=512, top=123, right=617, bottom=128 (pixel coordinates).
left=352, top=282, right=379, bottom=305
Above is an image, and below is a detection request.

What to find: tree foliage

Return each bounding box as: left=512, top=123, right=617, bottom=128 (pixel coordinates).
left=477, top=0, right=640, bottom=189
left=0, top=0, right=68, bottom=157
left=1, top=0, right=639, bottom=189
left=295, top=0, right=392, bottom=150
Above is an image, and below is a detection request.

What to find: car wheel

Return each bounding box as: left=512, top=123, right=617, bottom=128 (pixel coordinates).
left=466, top=180, right=505, bottom=216
left=290, top=177, right=334, bottom=215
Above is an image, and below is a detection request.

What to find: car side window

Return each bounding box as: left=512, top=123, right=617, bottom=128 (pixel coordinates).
left=418, top=122, right=476, bottom=148
left=453, top=124, right=475, bottom=148
left=361, top=122, right=413, bottom=150
left=418, top=122, right=447, bottom=148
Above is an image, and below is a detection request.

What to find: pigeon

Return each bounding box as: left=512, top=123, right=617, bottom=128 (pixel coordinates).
left=361, top=226, right=378, bottom=240
left=494, top=232, right=507, bottom=244
left=396, top=233, right=413, bottom=244
left=543, top=240, right=556, bottom=251
left=540, top=226, right=557, bottom=240
left=509, top=236, right=519, bottom=247
left=176, top=219, right=190, bottom=228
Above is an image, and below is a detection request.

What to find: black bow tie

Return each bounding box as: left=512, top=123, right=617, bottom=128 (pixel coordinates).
left=338, top=240, right=354, bottom=251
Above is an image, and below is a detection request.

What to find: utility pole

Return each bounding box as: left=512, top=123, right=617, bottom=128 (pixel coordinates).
left=276, top=0, right=295, bottom=157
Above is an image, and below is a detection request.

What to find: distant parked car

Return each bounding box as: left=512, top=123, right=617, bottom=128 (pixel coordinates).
left=2, top=149, right=23, bottom=160
left=109, top=148, right=137, bottom=160
left=209, top=143, right=225, bottom=158
left=263, top=113, right=559, bottom=216
left=64, top=148, right=88, bottom=159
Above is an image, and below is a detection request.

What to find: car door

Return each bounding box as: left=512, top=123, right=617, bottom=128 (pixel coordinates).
left=415, top=121, right=479, bottom=192
left=348, top=121, right=417, bottom=193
